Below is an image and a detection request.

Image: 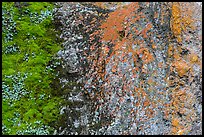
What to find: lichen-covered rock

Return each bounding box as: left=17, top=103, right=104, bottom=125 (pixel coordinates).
left=53, top=2, right=112, bottom=135
left=54, top=2, right=202, bottom=135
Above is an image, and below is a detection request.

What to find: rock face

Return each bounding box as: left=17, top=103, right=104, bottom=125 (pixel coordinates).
left=53, top=2, right=202, bottom=135
left=54, top=2, right=110, bottom=75
left=53, top=2, right=111, bottom=135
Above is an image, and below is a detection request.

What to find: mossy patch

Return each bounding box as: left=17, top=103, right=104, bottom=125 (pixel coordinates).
left=2, top=2, right=63, bottom=135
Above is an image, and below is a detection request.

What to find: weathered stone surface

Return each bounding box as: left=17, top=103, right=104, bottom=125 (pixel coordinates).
left=53, top=2, right=202, bottom=135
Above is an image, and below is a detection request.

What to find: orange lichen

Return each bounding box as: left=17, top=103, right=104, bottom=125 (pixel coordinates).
left=143, top=100, right=150, bottom=107
left=172, top=118, right=179, bottom=127
left=177, top=129, right=185, bottom=135
left=190, top=53, right=198, bottom=63
left=173, top=52, right=181, bottom=61
left=172, top=60, right=190, bottom=77
left=171, top=127, right=178, bottom=134
left=85, top=3, right=200, bottom=135
left=137, top=48, right=154, bottom=64
left=135, top=102, right=140, bottom=107
left=100, top=3, right=139, bottom=43
left=152, top=43, right=157, bottom=49
left=171, top=2, right=194, bottom=43
left=176, top=90, right=186, bottom=96
left=167, top=44, right=174, bottom=57
left=171, top=3, right=182, bottom=42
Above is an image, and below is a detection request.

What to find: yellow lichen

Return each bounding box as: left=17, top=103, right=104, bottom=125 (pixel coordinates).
left=171, top=2, right=182, bottom=42
left=172, top=118, right=179, bottom=127
left=190, top=53, right=198, bottom=63
left=171, top=2, right=194, bottom=43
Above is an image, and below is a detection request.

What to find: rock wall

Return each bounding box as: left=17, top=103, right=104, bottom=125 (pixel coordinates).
left=53, top=2, right=202, bottom=135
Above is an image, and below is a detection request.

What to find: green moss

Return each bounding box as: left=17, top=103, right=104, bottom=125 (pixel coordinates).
left=27, top=2, right=53, bottom=13
left=2, top=2, right=63, bottom=135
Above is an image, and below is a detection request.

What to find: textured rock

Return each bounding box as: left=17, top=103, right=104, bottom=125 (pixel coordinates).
left=53, top=2, right=202, bottom=135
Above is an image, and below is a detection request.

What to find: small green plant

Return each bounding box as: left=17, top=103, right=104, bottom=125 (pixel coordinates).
left=2, top=2, right=62, bottom=135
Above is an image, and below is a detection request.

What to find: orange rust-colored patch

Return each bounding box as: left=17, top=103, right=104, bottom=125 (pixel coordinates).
left=172, top=118, right=179, bottom=127
left=190, top=53, right=199, bottom=63
left=171, top=2, right=194, bottom=43
left=152, top=43, right=157, bottom=49
left=177, top=129, right=185, bottom=135
left=171, top=127, right=178, bottom=134
left=173, top=52, right=182, bottom=61
left=143, top=100, right=150, bottom=107
left=111, top=65, right=117, bottom=73
left=168, top=44, right=174, bottom=57
left=176, top=90, right=186, bottom=96
left=172, top=60, right=190, bottom=77
left=135, top=102, right=140, bottom=107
